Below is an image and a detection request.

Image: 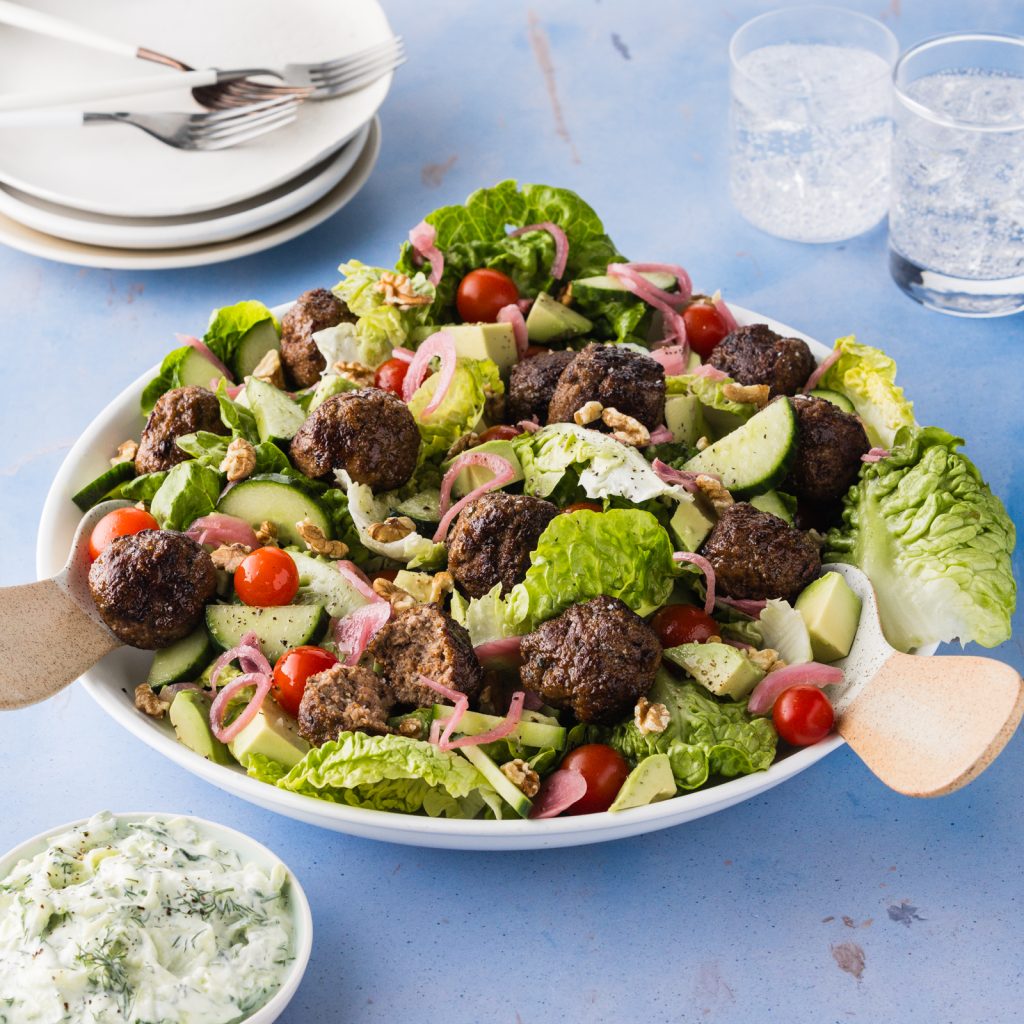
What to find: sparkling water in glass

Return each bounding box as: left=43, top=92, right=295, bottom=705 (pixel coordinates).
left=729, top=6, right=898, bottom=243
left=889, top=34, right=1024, bottom=317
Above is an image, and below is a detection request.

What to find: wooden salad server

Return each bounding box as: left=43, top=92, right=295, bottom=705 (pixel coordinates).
left=825, top=563, right=1024, bottom=797
left=0, top=500, right=132, bottom=710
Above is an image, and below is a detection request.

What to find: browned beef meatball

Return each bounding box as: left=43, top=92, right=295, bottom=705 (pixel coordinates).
left=785, top=395, right=870, bottom=503
left=368, top=603, right=483, bottom=707
left=135, top=386, right=226, bottom=474
left=547, top=343, right=666, bottom=430
left=297, top=663, right=393, bottom=745
left=446, top=492, right=558, bottom=599
left=88, top=531, right=216, bottom=649
left=519, top=596, right=662, bottom=724
left=289, top=388, right=420, bottom=490
left=707, top=324, right=816, bottom=398
left=507, top=349, right=575, bottom=424
left=279, top=288, right=354, bottom=389
left=700, top=502, right=820, bottom=602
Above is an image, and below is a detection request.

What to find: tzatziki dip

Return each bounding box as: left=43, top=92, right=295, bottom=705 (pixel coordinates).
left=0, top=812, right=295, bottom=1024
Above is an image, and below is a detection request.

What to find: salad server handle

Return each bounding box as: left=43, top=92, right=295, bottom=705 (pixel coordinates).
left=0, top=576, right=118, bottom=710
left=836, top=650, right=1024, bottom=797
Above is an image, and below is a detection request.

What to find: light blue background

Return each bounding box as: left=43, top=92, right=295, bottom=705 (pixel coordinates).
left=2, top=2, right=1023, bottom=1021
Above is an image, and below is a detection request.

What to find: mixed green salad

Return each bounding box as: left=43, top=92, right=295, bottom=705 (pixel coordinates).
left=75, top=181, right=1016, bottom=821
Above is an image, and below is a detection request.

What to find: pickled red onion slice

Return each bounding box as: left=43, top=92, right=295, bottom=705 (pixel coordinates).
left=186, top=513, right=258, bottom=550
left=177, top=334, right=234, bottom=382
left=209, top=670, right=273, bottom=743
left=652, top=460, right=701, bottom=493
left=443, top=691, right=526, bottom=751
left=333, top=602, right=391, bottom=666
left=517, top=419, right=541, bottom=433
left=336, top=560, right=379, bottom=603
left=711, top=291, right=739, bottom=334
left=418, top=673, right=469, bottom=748
left=508, top=222, right=569, bottom=279
left=673, top=551, right=716, bottom=615
left=391, top=346, right=415, bottom=363
left=861, top=447, right=890, bottom=463
left=408, top=219, right=444, bottom=285
left=747, top=663, right=844, bottom=716
left=689, top=363, right=729, bottom=381
left=402, top=330, right=458, bottom=416
left=650, top=345, right=688, bottom=376
left=606, top=263, right=688, bottom=345
left=209, top=630, right=272, bottom=694
left=473, top=636, right=523, bottom=669
left=649, top=425, right=674, bottom=444
left=715, top=596, right=767, bottom=618
left=801, top=348, right=843, bottom=393
left=435, top=452, right=518, bottom=542
left=417, top=673, right=466, bottom=706
left=615, top=262, right=693, bottom=303
left=497, top=303, right=529, bottom=359
left=529, top=768, right=587, bottom=818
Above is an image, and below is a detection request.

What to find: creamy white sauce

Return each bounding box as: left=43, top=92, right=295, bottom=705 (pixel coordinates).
left=0, top=812, right=294, bottom=1024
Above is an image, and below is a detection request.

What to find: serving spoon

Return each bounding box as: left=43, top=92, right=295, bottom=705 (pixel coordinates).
left=0, top=499, right=131, bottom=710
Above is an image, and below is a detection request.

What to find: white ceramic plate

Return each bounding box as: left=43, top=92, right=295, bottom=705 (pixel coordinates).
left=37, top=306, right=932, bottom=850
left=0, top=811, right=313, bottom=1023
left=0, top=122, right=369, bottom=250
left=0, top=116, right=380, bottom=269
left=0, top=0, right=393, bottom=217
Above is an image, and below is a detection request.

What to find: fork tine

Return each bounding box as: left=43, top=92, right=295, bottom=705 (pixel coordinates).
left=309, top=41, right=404, bottom=83
left=192, top=109, right=298, bottom=150
left=187, top=96, right=300, bottom=127
left=189, top=103, right=300, bottom=143
left=309, top=37, right=403, bottom=74
left=313, top=51, right=405, bottom=92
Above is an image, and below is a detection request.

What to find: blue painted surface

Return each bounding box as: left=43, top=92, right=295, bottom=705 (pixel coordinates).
left=1, top=1, right=1023, bottom=1021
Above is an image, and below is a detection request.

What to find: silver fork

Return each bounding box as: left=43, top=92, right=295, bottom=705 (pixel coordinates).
left=0, top=97, right=300, bottom=151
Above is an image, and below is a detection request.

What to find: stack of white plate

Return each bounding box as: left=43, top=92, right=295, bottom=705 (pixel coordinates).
left=0, top=0, right=391, bottom=269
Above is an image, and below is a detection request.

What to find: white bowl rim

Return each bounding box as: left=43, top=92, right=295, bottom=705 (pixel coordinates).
left=34, top=304, right=936, bottom=847
left=0, top=810, right=313, bottom=1024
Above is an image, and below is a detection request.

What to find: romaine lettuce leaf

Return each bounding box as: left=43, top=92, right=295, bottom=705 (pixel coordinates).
left=140, top=345, right=193, bottom=414
left=450, top=583, right=517, bottom=645
left=666, top=372, right=758, bottom=437
left=119, top=471, right=167, bottom=503
left=820, top=336, right=916, bottom=448
left=825, top=426, right=1016, bottom=650
left=149, top=460, right=222, bottom=531
left=203, top=300, right=278, bottom=369
left=175, top=431, right=292, bottom=476
left=216, top=378, right=259, bottom=442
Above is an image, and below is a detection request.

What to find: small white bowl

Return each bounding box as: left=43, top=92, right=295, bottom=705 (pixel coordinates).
left=0, top=811, right=313, bottom=1024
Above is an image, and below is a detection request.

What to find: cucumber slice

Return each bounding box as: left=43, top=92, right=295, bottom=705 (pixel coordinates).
left=682, top=398, right=796, bottom=498
left=432, top=705, right=567, bottom=750
left=572, top=270, right=677, bottom=301
left=246, top=377, right=305, bottom=444
left=178, top=346, right=228, bottom=390
left=457, top=744, right=533, bottom=818
left=808, top=388, right=855, bottom=413
left=216, top=474, right=332, bottom=547
left=749, top=489, right=796, bottom=524
left=71, top=461, right=136, bottom=511
left=289, top=548, right=370, bottom=619
left=169, top=690, right=232, bottom=765
left=233, top=319, right=280, bottom=379
left=147, top=626, right=214, bottom=689
left=206, top=603, right=328, bottom=662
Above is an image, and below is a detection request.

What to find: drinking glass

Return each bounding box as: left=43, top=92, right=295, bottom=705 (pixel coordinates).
left=889, top=33, right=1024, bottom=317
left=729, top=6, right=898, bottom=243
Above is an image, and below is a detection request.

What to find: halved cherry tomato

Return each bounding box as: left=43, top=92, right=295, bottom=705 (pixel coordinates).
left=272, top=645, right=339, bottom=717
left=650, top=603, right=718, bottom=647
left=456, top=268, right=519, bottom=323
left=560, top=744, right=630, bottom=815
left=234, top=547, right=299, bottom=607
left=523, top=345, right=547, bottom=360
left=477, top=425, right=521, bottom=444
left=374, top=357, right=409, bottom=397
left=563, top=501, right=603, bottom=514
left=772, top=685, right=835, bottom=746
left=88, top=507, right=159, bottom=561
left=683, top=301, right=731, bottom=359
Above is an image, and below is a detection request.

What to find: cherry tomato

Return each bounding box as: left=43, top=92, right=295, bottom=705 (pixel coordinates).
left=88, top=507, right=159, bottom=561
left=272, top=646, right=338, bottom=717
left=683, top=301, right=731, bottom=359
left=563, top=501, right=603, bottom=514
left=650, top=603, right=718, bottom=647
left=772, top=685, right=835, bottom=746
left=374, top=357, right=410, bottom=397
left=477, top=425, right=521, bottom=444
left=523, top=345, right=547, bottom=360
left=234, top=547, right=300, bottom=607
left=456, top=268, right=519, bottom=323
left=560, top=744, right=631, bottom=815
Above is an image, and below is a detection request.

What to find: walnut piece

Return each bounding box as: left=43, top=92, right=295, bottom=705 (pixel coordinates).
left=446, top=431, right=480, bottom=459
left=250, top=348, right=285, bottom=389
left=367, top=516, right=416, bottom=543
left=695, top=474, right=734, bottom=513
left=372, top=577, right=418, bottom=612
left=573, top=400, right=604, bottom=426
left=722, top=382, right=770, bottom=408
left=111, top=439, right=138, bottom=466
left=295, top=517, right=348, bottom=558
left=332, top=360, right=375, bottom=387
left=695, top=435, right=711, bottom=451
left=375, top=270, right=431, bottom=308
left=429, top=571, right=454, bottom=606
left=634, top=698, right=670, bottom=735
left=398, top=717, right=424, bottom=738
left=558, top=283, right=574, bottom=305
left=210, top=542, right=252, bottom=572
left=134, top=683, right=166, bottom=719
left=602, top=407, right=651, bottom=447
left=749, top=648, right=786, bottom=674
left=220, top=437, right=257, bottom=482
left=255, top=520, right=278, bottom=546
left=500, top=758, right=541, bottom=798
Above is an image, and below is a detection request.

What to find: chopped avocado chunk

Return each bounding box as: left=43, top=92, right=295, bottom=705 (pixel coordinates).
left=525, top=291, right=593, bottom=343
left=663, top=642, right=765, bottom=700
left=795, top=571, right=862, bottom=662
left=609, top=753, right=677, bottom=812
left=246, top=376, right=305, bottom=444
left=169, top=690, right=232, bottom=765
left=440, top=322, right=518, bottom=375
left=308, top=372, right=357, bottom=412
left=228, top=704, right=309, bottom=769
left=669, top=494, right=715, bottom=551
left=443, top=439, right=524, bottom=497
left=664, top=394, right=706, bottom=447
left=393, top=570, right=435, bottom=603
left=750, top=490, right=795, bottom=524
